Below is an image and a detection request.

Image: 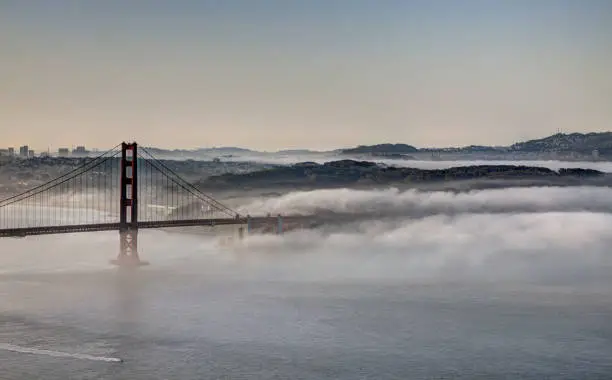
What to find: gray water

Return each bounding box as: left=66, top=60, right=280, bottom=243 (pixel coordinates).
left=1, top=214, right=612, bottom=379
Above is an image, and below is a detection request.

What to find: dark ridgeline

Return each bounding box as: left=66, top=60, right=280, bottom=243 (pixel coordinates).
left=198, top=160, right=605, bottom=190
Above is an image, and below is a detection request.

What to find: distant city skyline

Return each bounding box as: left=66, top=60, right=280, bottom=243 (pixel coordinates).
left=2, top=1, right=611, bottom=151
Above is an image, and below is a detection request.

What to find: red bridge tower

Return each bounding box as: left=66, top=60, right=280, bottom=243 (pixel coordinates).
left=113, top=142, right=147, bottom=267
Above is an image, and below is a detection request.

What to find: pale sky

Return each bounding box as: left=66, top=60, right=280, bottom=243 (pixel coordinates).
left=1, top=0, right=611, bottom=151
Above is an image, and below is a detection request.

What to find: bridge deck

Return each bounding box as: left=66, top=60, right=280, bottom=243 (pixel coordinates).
left=0, top=216, right=317, bottom=238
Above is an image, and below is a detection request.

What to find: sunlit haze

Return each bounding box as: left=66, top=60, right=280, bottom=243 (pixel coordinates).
left=2, top=0, right=611, bottom=151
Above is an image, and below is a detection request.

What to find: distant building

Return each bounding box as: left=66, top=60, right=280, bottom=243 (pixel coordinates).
left=19, top=145, right=29, bottom=157
left=58, top=148, right=70, bottom=156
left=28, top=150, right=35, bottom=157
left=73, top=146, right=89, bottom=155
left=7, top=147, right=14, bottom=156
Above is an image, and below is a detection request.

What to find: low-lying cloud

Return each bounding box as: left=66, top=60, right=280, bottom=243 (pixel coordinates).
left=221, top=186, right=612, bottom=287
left=1, top=185, right=611, bottom=292
left=239, top=186, right=612, bottom=218
left=232, top=211, right=612, bottom=287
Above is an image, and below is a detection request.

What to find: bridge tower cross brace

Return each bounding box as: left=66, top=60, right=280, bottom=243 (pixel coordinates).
left=114, top=142, right=144, bottom=267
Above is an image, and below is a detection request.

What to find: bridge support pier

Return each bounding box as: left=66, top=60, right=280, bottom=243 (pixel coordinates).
left=112, top=229, right=149, bottom=268
left=277, top=214, right=283, bottom=235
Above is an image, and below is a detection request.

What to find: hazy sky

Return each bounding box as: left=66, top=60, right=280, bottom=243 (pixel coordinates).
left=1, top=0, right=611, bottom=151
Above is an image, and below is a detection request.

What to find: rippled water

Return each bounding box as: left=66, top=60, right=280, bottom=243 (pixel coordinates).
left=1, top=214, right=612, bottom=379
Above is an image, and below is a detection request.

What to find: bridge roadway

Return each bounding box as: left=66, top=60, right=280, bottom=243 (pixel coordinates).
left=0, top=215, right=327, bottom=238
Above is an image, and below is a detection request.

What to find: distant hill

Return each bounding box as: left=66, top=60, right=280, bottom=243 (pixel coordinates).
left=276, top=149, right=319, bottom=154
left=197, top=147, right=254, bottom=153
left=143, top=146, right=254, bottom=157
left=197, top=160, right=604, bottom=190
left=341, top=132, right=612, bottom=156
left=341, top=143, right=418, bottom=155
left=510, top=132, right=612, bottom=154
left=141, top=132, right=612, bottom=158
left=450, top=145, right=506, bottom=153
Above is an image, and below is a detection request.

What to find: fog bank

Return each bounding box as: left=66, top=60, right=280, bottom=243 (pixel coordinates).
left=1, top=185, right=611, bottom=292
left=239, top=186, right=612, bottom=217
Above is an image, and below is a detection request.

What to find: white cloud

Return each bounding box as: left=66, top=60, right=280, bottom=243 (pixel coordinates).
left=232, top=211, right=612, bottom=285
left=239, top=186, right=612, bottom=216
left=1, top=186, right=610, bottom=291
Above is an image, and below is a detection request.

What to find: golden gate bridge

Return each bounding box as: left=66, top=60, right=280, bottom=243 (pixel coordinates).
left=0, top=142, right=293, bottom=266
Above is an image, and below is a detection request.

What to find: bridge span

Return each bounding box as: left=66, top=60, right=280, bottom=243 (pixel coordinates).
left=0, top=215, right=324, bottom=238
left=0, top=142, right=307, bottom=266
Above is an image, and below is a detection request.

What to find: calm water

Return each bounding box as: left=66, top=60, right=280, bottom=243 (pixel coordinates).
left=1, top=224, right=611, bottom=379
